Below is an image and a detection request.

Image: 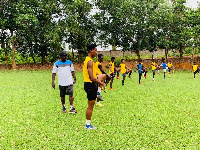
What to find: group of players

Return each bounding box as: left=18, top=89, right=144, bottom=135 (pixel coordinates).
left=52, top=43, right=199, bottom=130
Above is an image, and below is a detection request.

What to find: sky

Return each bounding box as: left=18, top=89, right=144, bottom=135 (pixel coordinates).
left=186, top=0, right=200, bottom=9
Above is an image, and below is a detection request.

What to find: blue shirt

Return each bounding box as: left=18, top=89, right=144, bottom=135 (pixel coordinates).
left=137, top=63, right=143, bottom=73
left=161, top=63, right=167, bottom=69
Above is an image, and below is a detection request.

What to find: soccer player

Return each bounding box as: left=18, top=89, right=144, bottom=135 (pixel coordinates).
left=160, top=60, right=167, bottom=79
left=192, top=62, right=199, bottom=79
left=136, top=59, right=143, bottom=85
left=95, top=54, right=111, bottom=106
left=167, top=61, right=174, bottom=78
left=83, top=43, right=106, bottom=129
left=151, top=59, right=157, bottom=81
left=119, top=59, right=132, bottom=86
left=109, top=57, right=120, bottom=90
left=52, top=51, right=77, bottom=113
left=143, top=66, right=148, bottom=79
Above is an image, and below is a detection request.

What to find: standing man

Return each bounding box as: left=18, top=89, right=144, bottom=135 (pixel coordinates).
left=83, top=43, right=106, bottom=129
left=151, top=59, right=158, bottom=81
left=109, top=57, right=120, bottom=90
left=137, top=59, right=143, bottom=85
left=52, top=51, right=77, bottom=113
left=119, top=59, right=132, bottom=86
left=160, top=60, right=167, bottom=79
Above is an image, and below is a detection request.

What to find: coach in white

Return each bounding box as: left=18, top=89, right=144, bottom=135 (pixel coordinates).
left=52, top=51, right=77, bottom=113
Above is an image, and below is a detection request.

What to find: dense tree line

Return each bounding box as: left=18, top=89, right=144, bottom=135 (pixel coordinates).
left=0, top=0, right=200, bottom=68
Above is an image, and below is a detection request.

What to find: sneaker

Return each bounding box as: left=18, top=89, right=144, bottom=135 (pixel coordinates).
left=128, top=76, right=132, bottom=79
left=153, top=79, right=155, bottom=81
left=62, top=107, right=66, bottom=113
left=85, top=124, right=98, bottom=129
left=96, top=103, right=104, bottom=106
left=116, top=76, right=120, bottom=80
left=144, top=76, right=146, bottom=79
left=110, top=88, right=115, bottom=90
left=69, top=107, right=77, bottom=113
left=139, top=83, right=142, bottom=85
left=97, top=95, right=104, bottom=101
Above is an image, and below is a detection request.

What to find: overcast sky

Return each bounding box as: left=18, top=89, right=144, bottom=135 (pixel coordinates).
left=186, top=0, right=200, bottom=9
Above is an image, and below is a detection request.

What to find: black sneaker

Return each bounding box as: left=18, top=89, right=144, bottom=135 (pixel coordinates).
left=62, top=107, right=66, bottom=113
left=69, top=107, right=77, bottom=113
left=97, top=95, right=104, bottom=101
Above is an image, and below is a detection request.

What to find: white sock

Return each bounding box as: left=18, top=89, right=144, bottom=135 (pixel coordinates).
left=98, top=87, right=101, bottom=93
left=158, top=70, right=159, bottom=73
left=97, top=101, right=100, bottom=104
left=86, top=120, right=91, bottom=125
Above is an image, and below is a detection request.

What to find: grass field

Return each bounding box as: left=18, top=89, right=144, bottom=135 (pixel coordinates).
left=0, top=70, right=199, bottom=149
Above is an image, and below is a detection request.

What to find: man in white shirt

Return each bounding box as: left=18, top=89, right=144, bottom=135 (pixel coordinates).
left=52, top=51, right=77, bottom=113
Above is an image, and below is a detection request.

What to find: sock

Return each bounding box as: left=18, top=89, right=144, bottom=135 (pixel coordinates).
left=70, top=105, right=74, bottom=109
left=63, top=104, right=65, bottom=108
left=139, top=78, right=141, bottom=83
left=97, top=87, right=101, bottom=95
left=158, top=70, right=159, bottom=73
left=164, top=75, right=165, bottom=78
left=129, top=72, right=132, bottom=77
left=153, top=78, right=154, bottom=80
left=86, top=120, right=91, bottom=125
left=97, top=101, right=100, bottom=104
left=122, top=80, right=124, bottom=85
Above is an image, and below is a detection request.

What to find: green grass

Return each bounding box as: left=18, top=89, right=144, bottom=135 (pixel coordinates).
left=0, top=70, right=199, bottom=149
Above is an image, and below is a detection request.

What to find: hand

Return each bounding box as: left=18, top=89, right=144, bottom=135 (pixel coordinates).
left=113, top=72, right=116, bottom=75
left=52, top=82, right=55, bottom=89
left=73, top=80, right=76, bottom=84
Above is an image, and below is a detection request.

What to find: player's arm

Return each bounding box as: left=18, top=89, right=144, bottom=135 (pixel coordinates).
left=52, top=73, right=56, bottom=89
left=88, top=60, right=105, bottom=87
left=98, top=64, right=109, bottom=78
left=71, top=71, right=76, bottom=84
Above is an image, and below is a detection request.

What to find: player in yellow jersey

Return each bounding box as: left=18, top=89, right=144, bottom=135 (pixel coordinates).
left=192, top=62, right=199, bottom=79
left=95, top=54, right=111, bottom=106
left=83, top=43, right=106, bottom=129
left=167, top=61, right=174, bottom=78
left=119, top=59, right=132, bottom=86
left=109, top=57, right=120, bottom=90
left=151, top=59, right=158, bottom=81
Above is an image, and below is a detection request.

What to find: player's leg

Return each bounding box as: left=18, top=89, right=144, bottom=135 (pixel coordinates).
left=139, top=73, right=142, bottom=84
left=163, top=69, right=166, bottom=79
left=122, top=73, right=126, bottom=86
left=116, top=68, right=120, bottom=79
left=84, top=83, right=98, bottom=129
left=67, top=85, right=77, bottom=113
left=110, top=74, right=115, bottom=90
left=59, top=85, right=67, bottom=113
left=168, top=68, right=171, bottom=78
left=127, top=69, right=132, bottom=79
left=153, top=70, right=155, bottom=81
left=96, top=74, right=106, bottom=106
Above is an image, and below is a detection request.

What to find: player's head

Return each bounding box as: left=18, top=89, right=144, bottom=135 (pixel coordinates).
left=139, top=59, right=142, bottom=64
left=194, top=62, right=196, bottom=65
left=111, top=57, right=115, bottom=62
left=152, top=59, right=155, bottom=62
left=87, top=43, right=97, bottom=58
left=169, top=61, right=171, bottom=63
left=163, top=60, right=165, bottom=63
left=98, top=54, right=104, bottom=63
left=59, top=51, right=67, bottom=62
left=121, top=59, right=125, bottom=63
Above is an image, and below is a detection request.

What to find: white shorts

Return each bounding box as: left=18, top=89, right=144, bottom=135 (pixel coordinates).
left=163, top=69, right=166, bottom=72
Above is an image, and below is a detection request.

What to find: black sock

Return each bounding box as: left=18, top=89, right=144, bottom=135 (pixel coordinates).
left=122, top=80, right=124, bottom=85
left=129, top=72, right=132, bottom=77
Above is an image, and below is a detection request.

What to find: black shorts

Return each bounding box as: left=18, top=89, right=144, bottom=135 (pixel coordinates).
left=59, top=84, right=73, bottom=97
left=194, top=70, right=198, bottom=74
left=110, top=73, right=115, bottom=78
left=84, top=82, right=98, bottom=101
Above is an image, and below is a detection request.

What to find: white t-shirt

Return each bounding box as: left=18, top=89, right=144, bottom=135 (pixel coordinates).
left=52, top=60, right=75, bottom=86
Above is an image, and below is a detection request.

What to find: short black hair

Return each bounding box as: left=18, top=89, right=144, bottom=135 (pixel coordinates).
left=98, top=54, right=103, bottom=58
left=121, top=59, right=124, bottom=62
left=59, top=51, right=67, bottom=57
left=111, top=57, right=115, bottom=60
left=87, top=43, right=97, bottom=52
